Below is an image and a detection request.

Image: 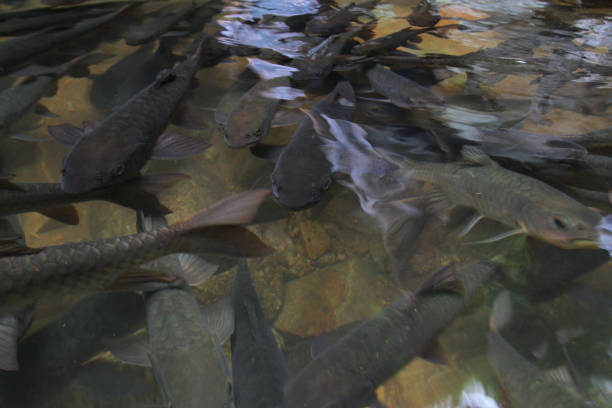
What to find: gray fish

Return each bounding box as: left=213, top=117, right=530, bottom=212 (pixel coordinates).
left=0, top=173, right=187, bottom=227
left=0, top=53, right=110, bottom=138
left=215, top=67, right=261, bottom=134
left=231, top=260, right=287, bottom=408
left=0, top=4, right=135, bottom=73
left=305, top=0, right=379, bottom=36
left=488, top=292, right=593, bottom=408
left=407, top=0, right=440, bottom=27
left=125, top=2, right=198, bottom=46
left=0, top=189, right=273, bottom=371
left=352, top=27, right=435, bottom=56
left=224, top=76, right=290, bottom=148
left=55, top=34, right=210, bottom=194
left=268, top=81, right=356, bottom=210
left=280, top=262, right=497, bottom=408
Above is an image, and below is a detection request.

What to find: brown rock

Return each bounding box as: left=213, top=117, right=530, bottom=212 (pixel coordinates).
left=299, top=219, right=331, bottom=260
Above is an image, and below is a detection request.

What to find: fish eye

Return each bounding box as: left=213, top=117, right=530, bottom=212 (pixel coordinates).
left=113, top=164, right=126, bottom=176
left=553, top=216, right=568, bottom=230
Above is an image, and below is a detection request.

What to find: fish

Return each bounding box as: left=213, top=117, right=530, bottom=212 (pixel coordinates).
left=487, top=292, right=594, bottom=408
left=365, top=64, right=445, bottom=109
left=55, top=34, right=210, bottom=194
left=90, top=36, right=184, bottom=111
left=146, top=289, right=235, bottom=408
left=563, top=127, right=612, bottom=154
left=304, top=0, right=379, bottom=36
left=0, top=4, right=136, bottom=73
left=231, top=260, right=288, bottom=408
left=0, top=173, right=188, bottom=227
left=223, top=76, right=290, bottom=148
left=0, top=189, right=273, bottom=371
left=215, top=67, right=261, bottom=134
left=0, top=53, right=110, bottom=139
left=407, top=0, right=440, bottom=27
left=265, top=81, right=356, bottom=210
left=125, top=2, right=198, bottom=46
left=351, top=27, right=435, bottom=56
left=394, top=146, right=602, bottom=249
left=280, top=262, right=498, bottom=408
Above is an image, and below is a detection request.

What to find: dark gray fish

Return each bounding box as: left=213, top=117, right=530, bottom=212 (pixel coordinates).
left=125, top=2, right=198, bottom=46
left=563, top=127, right=612, bottom=153
left=488, top=292, right=594, bottom=408
left=0, top=53, right=109, bottom=138
left=0, top=4, right=135, bottom=73
left=56, top=34, right=209, bottom=194
left=269, top=81, right=356, bottom=210
left=231, top=260, right=287, bottom=408
left=0, top=189, right=273, bottom=371
left=281, top=262, right=497, bottom=408
left=224, top=76, right=290, bottom=148
left=305, top=0, right=379, bottom=36
left=407, top=0, right=440, bottom=27
left=90, top=37, right=183, bottom=111
left=0, top=291, right=147, bottom=406
left=215, top=67, right=261, bottom=133
left=0, top=173, right=187, bottom=227
left=352, top=27, right=435, bottom=56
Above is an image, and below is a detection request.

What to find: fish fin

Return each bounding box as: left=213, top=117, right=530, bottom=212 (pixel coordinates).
left=356, top=95, right=394, bottom=104
left=460, top=146, right=497, bottom=166
left=458, top=214, right=484, bottom=238
left=250, top=143, right=286, bottom=162
left=149, top=352, right=174, bottom=405
left=36, top=219, right=68, bottom=234
left=489, top=291, right=512, bottom=332
left=271, top=110, right=305, bottom=127
left=555, top=327, right=585, bottom=346
left=544, top=365, right=577, bottom=390
left=177, top=254, right=218, bottom=285
left=418, top=264, right=462, bottom=295
left=0, top=306, right=34, bottom=371
left=426, top=189, right=455, bottom=214
left=301, top=107, right=329, bottom=137
left=38, top=205, right=79, bottom=226
left=151, top=132, right=211, bottom=160
left=107, top=173, right=190, bottom=214
left=200, top=296, right=234, bottom=344
left=214, top=111, right=228, bottom=128
left=333, top=81, right=356, bottom=107
left=105, top=331, right=151, bottom=367
left=180, top=226, right=274, bottom=258
left=172, top=103, right=208, bottom=130
left=419, top=339, right=449, bottom=365
left=465, top=228, right=524, bottom=245
left=9, top=133, right=49, bottom=142
left=108, top=269, right=182, bottom=292
left=34, top=104, right=58, bottom=118
left=47, top=123, right=84, bottom=147
left=153, top=69, right=176, bottom=88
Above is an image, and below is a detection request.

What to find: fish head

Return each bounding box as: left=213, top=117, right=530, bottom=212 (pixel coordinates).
left=61, top=136, right=147, bottom=193
left=282, top=373, right=376, bottom=408
left=271, top=163, right=332, bottom=210
left=521, top=202, right=602, bottom=249
left=408, top=0, right=441, bottom=27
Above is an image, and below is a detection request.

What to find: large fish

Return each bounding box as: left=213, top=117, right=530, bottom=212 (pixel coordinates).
left=125, top=2, right=199, bottom=46
left=280, top=262, right=497, bottom=408
left=54, top=34, right=210, bottom=194
left=231, top=260, right=287, bottom=408
left=352, top=27, right=436, bottom=56
left=0, top=4, right=136, bottom=73
left=487, top=292, right=594, bottom=408
left=263, top=81, right=356, bottom=210
left=0, top=173, right=187, bottom=227
left=0, top=189, right=273, bottom=371
left=304, top=0, right=379, bottom=36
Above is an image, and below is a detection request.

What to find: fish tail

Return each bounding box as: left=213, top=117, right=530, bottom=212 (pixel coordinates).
left=173, top=189, right=275, bottom=258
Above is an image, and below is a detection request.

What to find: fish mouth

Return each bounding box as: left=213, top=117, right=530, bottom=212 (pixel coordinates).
left=568, top=238, right=599, bottom=249
left=61, top=176, right=99, bottom=194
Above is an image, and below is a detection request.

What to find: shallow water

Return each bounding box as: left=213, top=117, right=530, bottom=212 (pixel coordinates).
left=0, top=0, right=611, bottom=407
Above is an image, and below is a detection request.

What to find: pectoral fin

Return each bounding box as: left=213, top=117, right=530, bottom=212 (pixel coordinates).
left=48, top=123, right=85, bottom=146
left=108, top=269, right=182, bottom=292
left=105, top=331, right=151, bottom=367
left=200, top=296, right=234, bottom=344
left=151, top=132, right=211, bottom=160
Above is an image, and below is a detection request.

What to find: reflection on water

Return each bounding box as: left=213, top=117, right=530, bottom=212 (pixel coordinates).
left=0, top=0, right=611, bottom=407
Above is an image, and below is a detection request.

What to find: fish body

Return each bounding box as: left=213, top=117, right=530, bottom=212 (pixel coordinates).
left=305, top=0, right=378, bottom=36
left=407, top=0, right=440, bottom=27
left=60, top=35, right=205, bottom=193
left=281, top=262, right=497, bottom=408
left=366, top=64, right=444, bottom=108
left=402, top=147, right=602, bottom=249
left=0, top=190, right=272, bottom=315
left=291, top=30, right=358, bottom=81
left=271, top=81, right=356, bottom=210
left=231, top=260, right=287, bottom=408
left=125, top=2, right=198, bottom=46
left=352, top=27, right=432, bottom=56
left=147, top=288, right=234, bottom=408
left=224, top=76, right=290, bottom=148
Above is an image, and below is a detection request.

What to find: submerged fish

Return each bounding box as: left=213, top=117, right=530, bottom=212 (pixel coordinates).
left=56, top=34, right=209, bottom=194
left=267, top=81, right=356, bottom=210
left=0, top=173, right=187, bottom=227
left=125, top=2, right=198, bottom=46
left=305, top=0, right=378, bottom=36
left=407, top=0, right=440, bottom=27
left=352, top=27, right=434, bottom=56
left=396, top=146, right=602, bottom=249
left=0, top=189, right=273, bottom=372
left=281, top=262, right=497, bottom=408
left=231, top=260, right=287, bottom=408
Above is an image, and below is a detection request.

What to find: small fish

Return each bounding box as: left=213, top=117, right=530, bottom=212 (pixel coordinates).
left=267, top=81, right=356, bottom=210
left=352, top=27, right=435, bottom=56
left=0, top=173, right=187, bottom=227
left=0, top=189, right=273, bottom=371
left=224, top=76, right=290, bottom=148
left=305, top=0, right=379, bottom=36
left=407, top=0, right=440, bottom=27
left=125, top=2, right=198, bottom=46
left=231, top=260, right=287, bottom=408
left=0, top=4, right=136, bottom=73
left=487, top=292, right=594, bottom=408
left=281, top=262, right=497, bottom=408
left=56, top=34, right=210, bottom=194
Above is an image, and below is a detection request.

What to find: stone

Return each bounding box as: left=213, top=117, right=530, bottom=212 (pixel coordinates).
left=299, top=219, right=332, bottom=260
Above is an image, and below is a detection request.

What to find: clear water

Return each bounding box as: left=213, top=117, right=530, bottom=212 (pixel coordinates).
left=0, top=0, right=611, bottom=407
